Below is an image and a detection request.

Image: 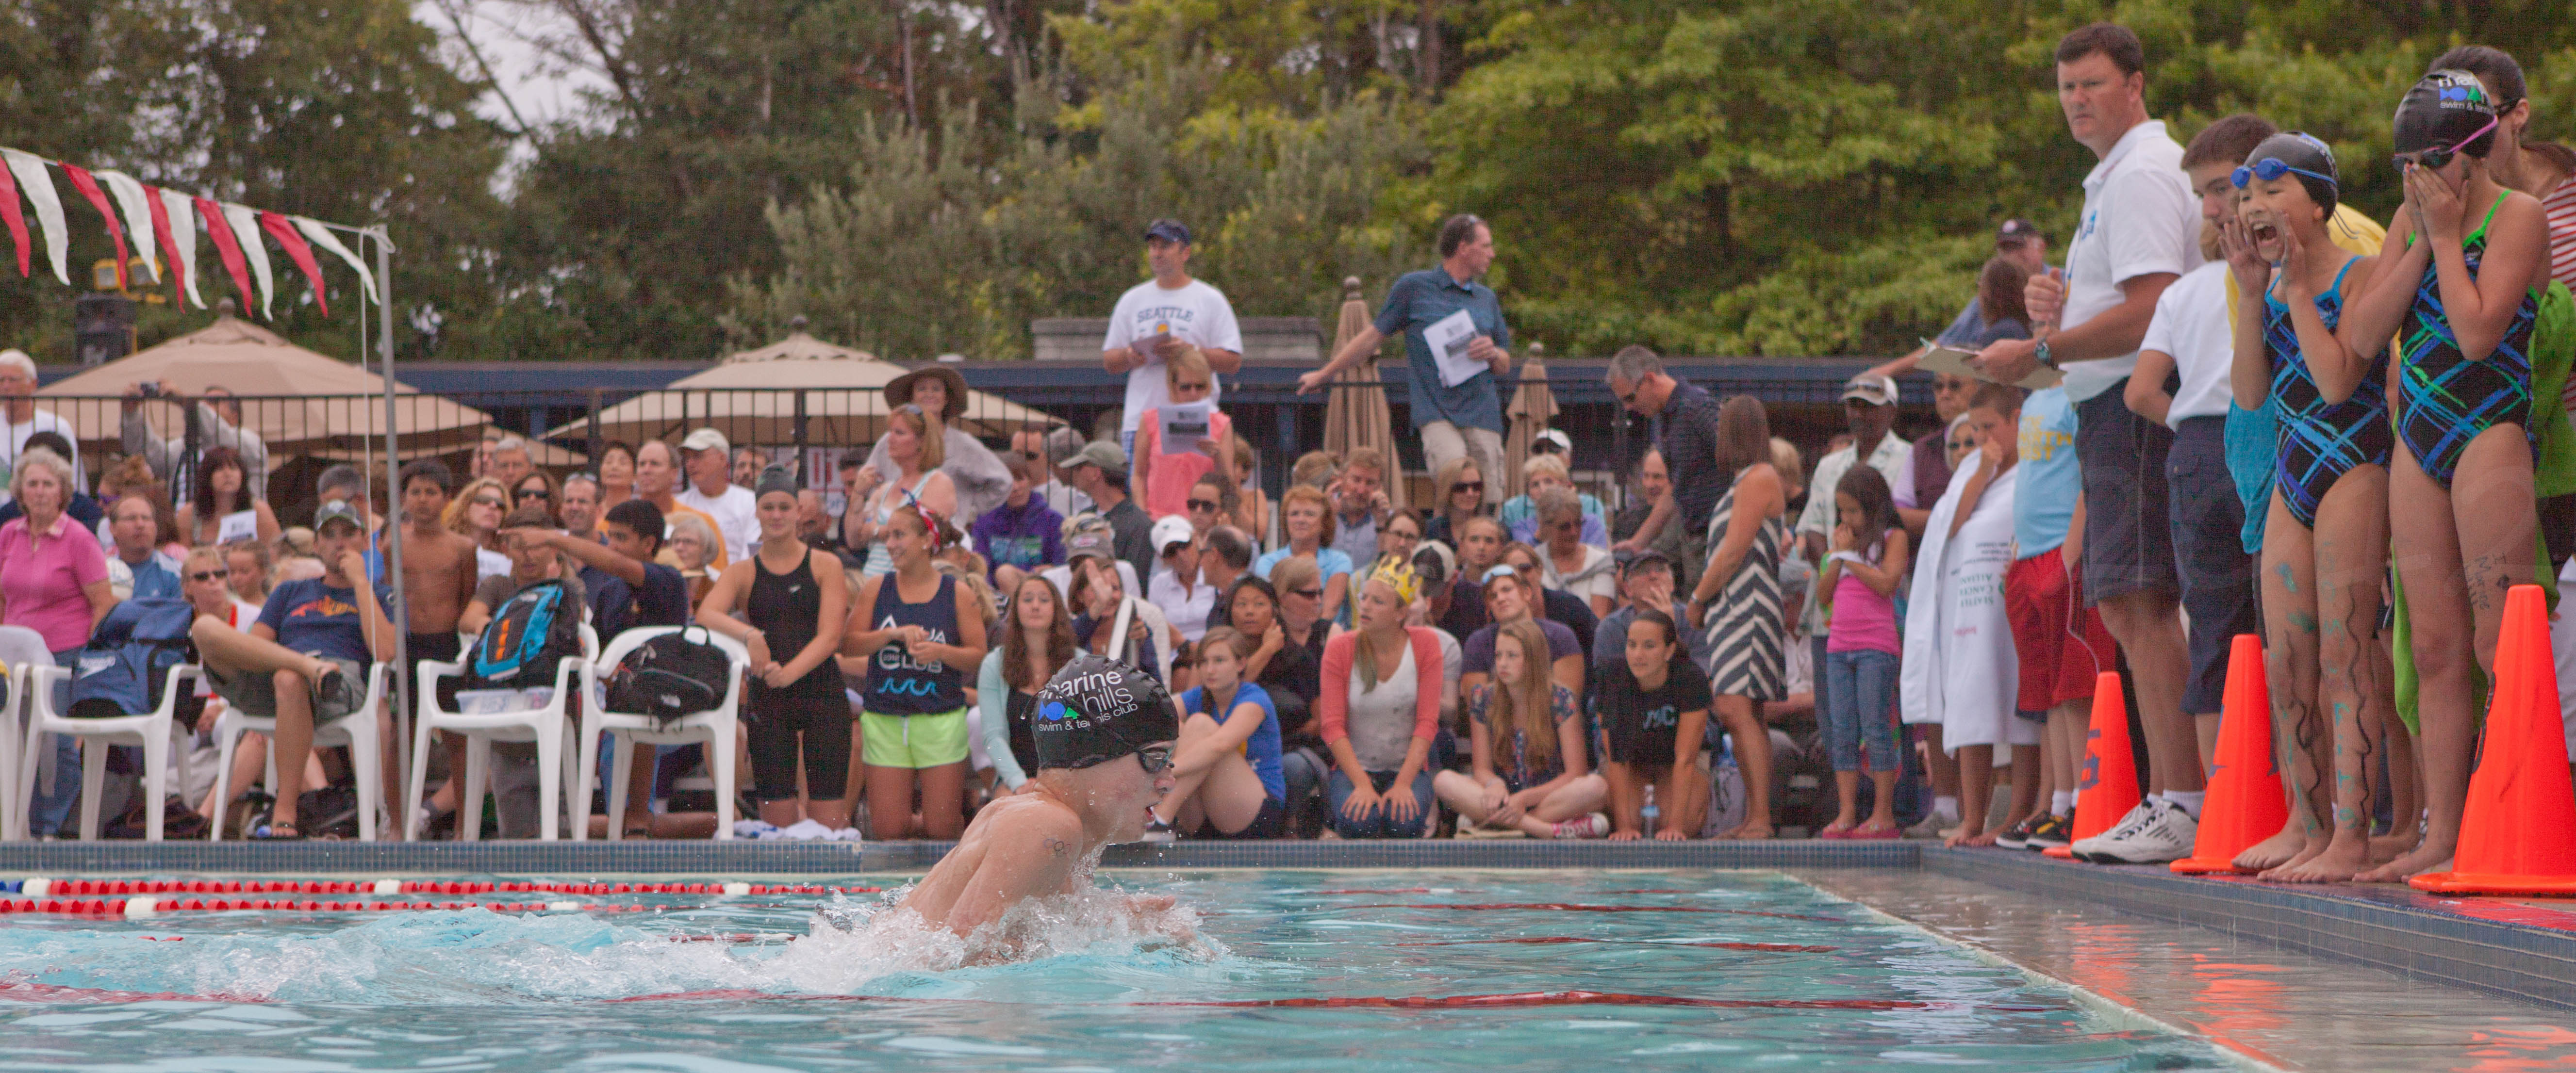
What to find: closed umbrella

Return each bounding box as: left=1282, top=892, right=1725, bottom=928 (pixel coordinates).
left=1502, top=342, right=1557, bottom=504
left=1320, top=276, right=1407, bottom=509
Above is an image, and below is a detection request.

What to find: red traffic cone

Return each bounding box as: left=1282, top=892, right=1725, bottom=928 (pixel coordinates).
left=2173, top=635, right=2289, bottom=874
left=2413, top=585, right=2576, bottom=894
left=2047, top=672, right=2141, bottom=860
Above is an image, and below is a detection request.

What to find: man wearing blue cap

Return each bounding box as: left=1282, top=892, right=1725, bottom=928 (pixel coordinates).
left=1102, top=219, right=1244, bottom=462
left=897, top=653, right=1183, bottom=944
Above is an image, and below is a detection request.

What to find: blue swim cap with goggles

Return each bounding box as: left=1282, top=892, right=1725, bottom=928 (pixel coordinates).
left=2233, top=132, right=2340, bottom=213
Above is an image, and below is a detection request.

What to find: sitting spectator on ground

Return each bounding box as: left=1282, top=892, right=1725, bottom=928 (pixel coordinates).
left=1267, top=555, right=1332, bottom=681
left=1327, top=448, right=1393, bottom=565
left=1067, top=537, right=1177, bottom=684
left=1, top=446, right=115, bottom=837
left=1319, top=561, right=1444, bottom=839
left=676, top=428, right=758, bottom=565
left=1535, top=488, right=1616, bottom=619
left=121, top=379, right=268, bottom=499
left=193, top=498, right=396, bottom=840
left=1596, top=610, right=1712, bottom=840
left=1459, top=563, right=1586, bottom=715
left=1291, top=450, right=1340, bottom=491
left=1441, top=517, right=1507, bottom=637
left=1254, top=486, right=1354, bottom=627
left=1130, top=348, right=1236, bottom=520
left=1499, top=446, right=1608, bottom=548
left=1437, top=618, right=1609, bottom=839
left=979, top=573, right=1078, bottom=796
left=1226, top=437, right=1268, bottom=541
left=1145, top=626, right=1287, bottom=841
left=1497, top=541, right=1600, bottom=664
left=1200, top=525, right=1252, bottom=600
left=1147, top=516, right=1215, bottom=643
left=1594, top=550, right=1712, bottom=675
left=971, top=451, right=1064, bottom=594
left=1185, top=473, right=1232, bottom=538
left=1039, top=516, right=1142, bottom=608
left=1379, top=509, right=1424, bottom=566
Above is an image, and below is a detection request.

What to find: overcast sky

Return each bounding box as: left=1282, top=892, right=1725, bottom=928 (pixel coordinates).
left=413, top=0, right=615, bottom=183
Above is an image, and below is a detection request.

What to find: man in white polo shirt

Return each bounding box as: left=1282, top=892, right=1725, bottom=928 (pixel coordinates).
left=1102, top=219, right=1245, bottom=462
left=676, top=427, right=759, bottom=565
left=1975, top=21, right=2206, bottom=864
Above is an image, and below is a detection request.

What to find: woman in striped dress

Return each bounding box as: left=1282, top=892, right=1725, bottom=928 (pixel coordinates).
left=1683, top=396, right=1787, bottom=839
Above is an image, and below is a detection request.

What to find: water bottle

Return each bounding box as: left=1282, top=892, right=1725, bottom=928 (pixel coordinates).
left=1641, top=785, right=1660, bottom=839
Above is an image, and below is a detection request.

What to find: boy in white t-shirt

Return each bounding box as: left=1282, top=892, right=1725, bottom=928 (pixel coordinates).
left=1101, top=220, right=1245, bottom=460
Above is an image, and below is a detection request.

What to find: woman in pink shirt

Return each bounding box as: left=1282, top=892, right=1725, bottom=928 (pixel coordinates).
left=1, top=447, right=115, bottom=838
left=1317, top=560, right=1443, bottom=838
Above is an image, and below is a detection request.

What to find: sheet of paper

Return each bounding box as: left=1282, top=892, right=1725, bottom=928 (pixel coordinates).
left=1160, top=400, right=1214, bottom=456
left=1425, top=309, right=1486, bottom=387
left=1917, top=338, right=2064, bottom=390
left=215, top=509, right=258, bottom=545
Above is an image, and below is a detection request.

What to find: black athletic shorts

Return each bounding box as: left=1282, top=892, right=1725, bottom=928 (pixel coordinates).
left=746, top=694, right=855, bottom=802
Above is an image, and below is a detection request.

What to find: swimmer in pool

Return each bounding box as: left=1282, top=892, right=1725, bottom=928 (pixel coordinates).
left=896, top=653, right=1181, bottom=939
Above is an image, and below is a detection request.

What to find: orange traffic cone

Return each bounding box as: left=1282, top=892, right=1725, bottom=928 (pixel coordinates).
left=2172, top=634, right=2288, bottom=874
left=2413, top=585, right=2576, bottom=894
left=2046, top=671, right=2140, bottom=860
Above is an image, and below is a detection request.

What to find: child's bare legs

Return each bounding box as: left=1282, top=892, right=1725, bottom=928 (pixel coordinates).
left=1947, top=745, right=1997, bottom=846
left=1713, top=695, right=1771, bottom=838
left=2240, top=494, right=2325, bottom=871
left=2373, top=670, right=2421, bottom=862
left=1917, top=723, right=1958, bottom=817
left=2275, top=466, right=2390, bottom=882
left=2364, top=433, right=2534, bottom=881
left=2047, top=701, right=2083, bottom=811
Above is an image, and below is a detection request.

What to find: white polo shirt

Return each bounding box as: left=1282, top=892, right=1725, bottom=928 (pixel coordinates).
left=677, top=482, right=760, bottom=565
left=2059, top=119, right=2200, bottom=403
left=2140, top=261, right=2236, bottom=426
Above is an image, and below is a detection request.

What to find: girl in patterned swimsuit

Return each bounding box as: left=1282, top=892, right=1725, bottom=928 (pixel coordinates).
left=2220, top=133, right=2391, bottom=883
left=2337, top=71, right=2553, bottom=883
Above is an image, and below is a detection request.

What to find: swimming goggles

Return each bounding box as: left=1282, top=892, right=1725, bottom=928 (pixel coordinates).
left=2395, top=115, right=2498, bottom=172
left=1135, top=744, right=1173, bottom=775
left=2232, top=158, right=2337, bottom=192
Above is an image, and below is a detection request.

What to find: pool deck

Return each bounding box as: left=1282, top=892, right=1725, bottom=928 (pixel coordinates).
left=7, top=838, right=2576, bottom=1014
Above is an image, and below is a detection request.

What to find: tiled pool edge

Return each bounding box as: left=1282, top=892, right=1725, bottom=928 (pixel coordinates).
left=1921, top=847, right=2576, bottom=1013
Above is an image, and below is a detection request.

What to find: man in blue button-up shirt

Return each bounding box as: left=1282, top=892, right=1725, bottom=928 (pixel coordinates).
left=1301, top=214, right=1514, bottom=492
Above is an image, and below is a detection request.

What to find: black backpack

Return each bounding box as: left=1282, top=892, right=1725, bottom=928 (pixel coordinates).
left=604, top=627, right=732, bottom=725
left=466, top=579, right=582, bottom=689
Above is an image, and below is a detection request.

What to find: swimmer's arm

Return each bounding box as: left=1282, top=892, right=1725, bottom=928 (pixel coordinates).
left=2439, top=194, right=2547, bottom=362
left=2297, top=255, right=2381, bottom=405
left=939, top=812, right=1085, bottom=938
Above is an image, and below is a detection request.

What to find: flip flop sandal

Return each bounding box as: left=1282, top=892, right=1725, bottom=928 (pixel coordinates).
left=250, top=822, right=305, bottom=841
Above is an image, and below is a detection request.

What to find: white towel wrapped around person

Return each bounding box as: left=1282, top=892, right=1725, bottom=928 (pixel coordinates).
left=1899, top=451, right=2032, bottom=751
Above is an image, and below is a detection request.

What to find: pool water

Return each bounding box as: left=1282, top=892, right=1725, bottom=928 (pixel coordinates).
left=0, top=869, right=2234, bottom=1071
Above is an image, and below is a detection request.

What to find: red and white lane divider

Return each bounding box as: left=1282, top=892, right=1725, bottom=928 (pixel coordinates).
left=1, top=877, right=885, bottom=918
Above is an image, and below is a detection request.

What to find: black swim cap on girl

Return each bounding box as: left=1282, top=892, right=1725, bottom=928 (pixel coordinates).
left=2395, top=70, right=2499, bottom=159
left=1032, top=653, right=1178, bottom=771
left=2244, top=132, right=2340, bottom=213
left=754, top=465, right=799, bottom=500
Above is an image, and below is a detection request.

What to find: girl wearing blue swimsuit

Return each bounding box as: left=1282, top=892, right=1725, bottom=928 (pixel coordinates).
left=2337, top=71, right=2554, bottom=884
left=2222, top=132, right=2392, bottom=883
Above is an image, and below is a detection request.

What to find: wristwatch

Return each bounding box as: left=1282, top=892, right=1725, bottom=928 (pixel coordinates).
left=2033, top=339, right=2056, bottom=370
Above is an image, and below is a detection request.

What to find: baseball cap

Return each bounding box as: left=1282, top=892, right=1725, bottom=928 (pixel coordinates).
left=1996, top=219, right=2045, bottom=245
left=1532, top=429, right=1572, bottom=455
left=1412, top=540, right=1457, bottom=587
left=679, top=428, right=730, bottom=455
left=1151, top=515, right=1195, bottom=554
left=1617, top=547, right=1673, bottom=575
left=314, top=499, right=365, bottom=533
left=1066, top=530, right=1114, bottom=564
left=1045, top=426, right=1088, bottom=465
left=1073, top=440, right=1131, bottom=479
left=1144, top=219, right=1192, bottom=245
left=1841, top=374, right=1898, bottom=407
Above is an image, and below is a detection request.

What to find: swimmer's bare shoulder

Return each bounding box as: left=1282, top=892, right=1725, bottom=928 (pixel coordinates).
left=895, top=791, right=1089, bottom=936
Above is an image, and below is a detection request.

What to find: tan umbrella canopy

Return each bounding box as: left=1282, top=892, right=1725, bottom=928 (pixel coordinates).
left=1502, top=342, right=1557, bottom=504
left=38, top=314, right=495, bottom=459
left=547, top=330, right=1059, bottom=447
left=1320, top=276, right=1407, bottom=509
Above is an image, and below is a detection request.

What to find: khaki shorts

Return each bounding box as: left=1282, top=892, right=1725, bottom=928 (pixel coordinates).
left=207, top=656, right=364, bottom=721
left=860, top=709, right=969, bottom=769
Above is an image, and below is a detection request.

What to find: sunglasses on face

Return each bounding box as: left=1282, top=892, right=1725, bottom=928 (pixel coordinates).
left=1187, top=498, right=1220, bottom=512
left=2396, top=115, right=2498, bottom=172
left=1290, top=587, right=1322, bottom=599
left=186, top=570, right=222, bottom=583
left=1453, top=482, right=1484, bottom=494
left=520, top=489, right=550, bottom=501
left=2232, top=157, right=2337, bottom=193
left=472, top=496, right=504, bottom=508
left=1135, top=745, right=1173, bottom=774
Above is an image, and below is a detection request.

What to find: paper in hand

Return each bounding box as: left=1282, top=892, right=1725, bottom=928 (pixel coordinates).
left=1160, top=400, right=1214, bottom=456
left=216, top=509, right=259, bottom=545
left=1917, top=338, right=2063, bottom=390
left=1425, top=309, right=1487, bottom=387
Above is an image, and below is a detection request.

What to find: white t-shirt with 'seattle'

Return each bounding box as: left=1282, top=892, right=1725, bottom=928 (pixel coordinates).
left=2058, top=119, right=2201, bottom=403
left=1103, top=278, right=1243, bottom=434
left=2140, top=261, right=2236, bottom=427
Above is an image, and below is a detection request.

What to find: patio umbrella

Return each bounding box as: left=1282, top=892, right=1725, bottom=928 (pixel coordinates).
left=1320, top=276, right=1407, bottom=509
left=545, top=330, right=1059, bottom=448
left=1502, top=342, right=1557, bottom=504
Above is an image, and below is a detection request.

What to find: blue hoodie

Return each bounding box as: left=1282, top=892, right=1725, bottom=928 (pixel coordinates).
left=971, top=496, right=1065, bottom=581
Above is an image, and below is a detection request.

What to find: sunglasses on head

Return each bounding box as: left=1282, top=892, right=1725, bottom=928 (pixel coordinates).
left=2396, top=115, right=2498, bottom=172
left=2231, top=157, right=2337, bottom=192
left=1135, top=745, right=1173, bottom=775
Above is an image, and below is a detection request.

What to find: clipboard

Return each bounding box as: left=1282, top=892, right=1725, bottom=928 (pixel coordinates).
left=1918, top=338, right=2063, bottom=390
left=1425, top=309, right=1487, bottom=387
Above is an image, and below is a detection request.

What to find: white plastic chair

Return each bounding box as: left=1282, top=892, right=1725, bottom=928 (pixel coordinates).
left=407, top=624, right=598, bottom=841
left=0, top=625, right=48, bottom=841
left=18, top=662, right=195, bottom=841
left=208, top=662, right=392, bottom=841
left=575, top=626, right=746, bottom=841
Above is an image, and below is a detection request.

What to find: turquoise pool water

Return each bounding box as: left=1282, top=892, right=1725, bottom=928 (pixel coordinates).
left=0, top=869, right=2232, bottom=1071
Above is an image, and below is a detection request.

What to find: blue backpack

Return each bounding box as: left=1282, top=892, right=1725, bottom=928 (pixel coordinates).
left=69, top=598, right=198, bottom=720
left=467, top=579, right=582, bottom=688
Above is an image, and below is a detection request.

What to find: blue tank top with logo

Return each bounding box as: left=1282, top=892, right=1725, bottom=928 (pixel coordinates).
left=865, top=572, right=966, bottom=715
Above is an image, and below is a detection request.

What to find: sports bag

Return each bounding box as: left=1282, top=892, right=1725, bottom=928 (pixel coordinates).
left=604, top=626, right=731, bottom=725
left=467, top=580, right=581, bottom=688
left=69, top=598, right=197, bottom=720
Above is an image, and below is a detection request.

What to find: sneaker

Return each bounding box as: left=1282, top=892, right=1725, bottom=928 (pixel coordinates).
left=1992, top=815, right=2042, bottom=850
left=2066, top=801, right=2157, bottom=859
left=1902, top=811, right=1959, bottom=840
left=2079, top=800, right=2197, bottom=864
left=1141, top=815, right=1176, bottom=844
left=2023, top=812, right=2073, bottom=850
left=1552, top=813, right=1610, bottom=840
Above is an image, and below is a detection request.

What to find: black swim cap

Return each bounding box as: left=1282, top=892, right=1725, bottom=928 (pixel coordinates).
left=754, top=465, right=799, bottom=500
left=1032, top=653, right=1178, bottom=771
left=2395, top=70, right=2498, bottom=159
left=2244, top=132, right=2339, bottom=213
